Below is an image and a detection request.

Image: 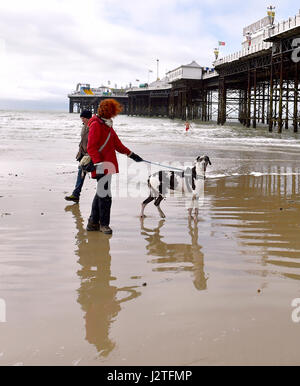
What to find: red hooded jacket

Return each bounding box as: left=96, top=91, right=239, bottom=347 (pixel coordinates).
left=87, top=115, right=131, bottom=178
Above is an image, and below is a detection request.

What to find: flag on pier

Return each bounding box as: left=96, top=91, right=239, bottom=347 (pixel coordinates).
left=218, top=41, right=226, bottom=46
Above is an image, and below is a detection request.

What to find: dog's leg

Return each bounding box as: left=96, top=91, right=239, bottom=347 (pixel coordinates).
left=186, top=194, right=194, bottom=221
left=154, top=195, right=166, bottom=218
left=194, top=208, right=199, bottom=223
left=140, top=195, right=155, bottom=218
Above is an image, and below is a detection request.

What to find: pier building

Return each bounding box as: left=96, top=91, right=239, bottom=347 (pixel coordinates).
left=127, top=7, right=300, bottom=132
left=69, top=7, right=300, bottom=132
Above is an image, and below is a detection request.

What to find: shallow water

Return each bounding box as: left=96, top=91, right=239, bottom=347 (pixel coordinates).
left=1, top=111, right=300, bottom=365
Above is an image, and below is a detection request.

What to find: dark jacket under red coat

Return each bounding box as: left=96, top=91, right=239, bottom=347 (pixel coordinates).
left=87, top=115, right=131, bottom=178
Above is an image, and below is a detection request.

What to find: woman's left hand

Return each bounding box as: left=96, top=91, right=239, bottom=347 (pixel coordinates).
left=129, top=152, right=143, bottom=162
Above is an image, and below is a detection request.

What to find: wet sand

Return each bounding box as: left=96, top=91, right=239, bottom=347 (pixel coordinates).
left=1, top=133, right=300, bottom=365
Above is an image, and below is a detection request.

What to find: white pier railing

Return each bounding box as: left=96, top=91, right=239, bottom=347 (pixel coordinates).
left=214, top=41, right=272, bottom=66
left=202, top=71, right=219, bottom=79
left=214, top=11, right=300, bottom=67
left=267, top=13, right=300, bottom=38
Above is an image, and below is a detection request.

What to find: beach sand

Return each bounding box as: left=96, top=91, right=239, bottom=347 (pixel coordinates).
left=1, top=128, right=300, bottom=365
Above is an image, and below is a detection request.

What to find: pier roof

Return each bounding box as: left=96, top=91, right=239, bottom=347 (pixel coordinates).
left=166, top=60, right=203, bottom=75
left=185, top=61, right=202, bottom=68
left=127, top=77, right=171, bottom=93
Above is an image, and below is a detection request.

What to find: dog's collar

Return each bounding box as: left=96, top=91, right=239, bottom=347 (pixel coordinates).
left=184, top=173, right=205, bottom=180
left=194, top=175, right=205, bottom=180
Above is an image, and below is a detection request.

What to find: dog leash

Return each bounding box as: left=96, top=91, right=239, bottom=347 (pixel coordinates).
left=143, top=160, right=184, bottom=172
left=142, top=159, right=205, bottom=179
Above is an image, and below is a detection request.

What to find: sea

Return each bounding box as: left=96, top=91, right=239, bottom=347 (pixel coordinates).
left=1, top=109, right=300, bottom=179
left=1, top=109, right=300, bottom=365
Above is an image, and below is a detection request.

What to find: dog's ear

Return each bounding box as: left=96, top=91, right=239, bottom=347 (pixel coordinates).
left=196, top=156, right=202, bottom=162
left=205, top=156, right=212, bottom=166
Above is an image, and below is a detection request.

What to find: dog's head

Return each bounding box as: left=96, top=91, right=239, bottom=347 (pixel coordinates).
left=195, top=155, right=212, bottom=173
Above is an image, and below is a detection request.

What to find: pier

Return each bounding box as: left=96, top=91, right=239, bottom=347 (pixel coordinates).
left=68, top=8, right=300, bottom=133
left=126, top=8, right=300, bottom=132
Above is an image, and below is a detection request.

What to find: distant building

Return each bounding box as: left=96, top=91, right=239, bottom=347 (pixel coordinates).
left=167, top=61, right=203, bottom=83
left=68, top=83, right=128, bottom=113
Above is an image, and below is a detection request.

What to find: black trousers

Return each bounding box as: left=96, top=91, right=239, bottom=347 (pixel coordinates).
left=89, top=174, right=112, bottom=226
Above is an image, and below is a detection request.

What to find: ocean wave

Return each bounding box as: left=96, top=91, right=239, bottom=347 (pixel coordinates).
left=1, top=112, right=300, bottom=152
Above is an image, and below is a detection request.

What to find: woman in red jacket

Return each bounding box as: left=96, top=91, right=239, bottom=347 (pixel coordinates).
left=86, top=99, right=143, bottom=234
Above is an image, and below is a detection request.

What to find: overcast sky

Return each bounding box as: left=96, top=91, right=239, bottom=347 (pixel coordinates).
left=0, top=0, right=299, bottom=110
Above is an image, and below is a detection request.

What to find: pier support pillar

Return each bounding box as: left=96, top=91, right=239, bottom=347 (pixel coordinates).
left=69, top=98, right=74, bottom=113
left=253, top=69, right=257, bottom=128
left=181, top=90, right=186, bottom=120
left=278, top=55, right=284, bottom=133
left=257, top=83, right=261, bottom=123
left=201, top=89, right=208, bottom=121
left=243, top=87, right=247, bottom=126
left=218, top=77, right=226, bottom=125
left=187, top=88, right=193, bottom=120
left=262, top=82, right=266, bottom=124
left=247, top=69, right=251, bottom=128
left=169, top=92, right=174, bottom=119
left=269, top=60, right=274, bottom=132
left=148, top=95, right=152, bottom=116
left=285, top=80, right=289, bottom=130
left=238, top=90, right=243, bottom=124
left=294, top=63, right=299, bottom=133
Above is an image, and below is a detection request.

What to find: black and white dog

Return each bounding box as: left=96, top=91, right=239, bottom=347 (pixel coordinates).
left=140, top=156, right=211, bottom=220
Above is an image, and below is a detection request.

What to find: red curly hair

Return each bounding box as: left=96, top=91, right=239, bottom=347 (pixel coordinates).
left=97, top=99, right=123, bottom=119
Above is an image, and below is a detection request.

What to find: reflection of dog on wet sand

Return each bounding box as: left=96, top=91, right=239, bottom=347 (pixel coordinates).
left=140, top=155, right=211, bottom=221
left=140, top=218, right=208, bottom=290
left=65, top=204, right=141, bottom=357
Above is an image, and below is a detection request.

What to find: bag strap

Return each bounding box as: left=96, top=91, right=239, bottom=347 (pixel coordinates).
left=97, top=117, right=111, bottom=153
left=98, top=131, right=111, bottom=153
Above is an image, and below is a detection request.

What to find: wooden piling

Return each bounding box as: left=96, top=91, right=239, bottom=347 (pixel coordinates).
left=285, top=80, right=289, bottom=130
left=294, top=63, right=298, bottom=133
left=278, top=55, right=284, bottom=133
left=262, top=82, right=266, bottom=124
left=269, top=59, right=274, bottom=132
left=253, top=69, right=257, bottom=128
left=247, top=69, right=251, bottom=128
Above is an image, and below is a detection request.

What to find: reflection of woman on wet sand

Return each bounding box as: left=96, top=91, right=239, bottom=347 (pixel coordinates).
left=140, top=218, right=208, bottom=290
left=65, top=204, right=141, bottom=357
